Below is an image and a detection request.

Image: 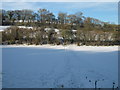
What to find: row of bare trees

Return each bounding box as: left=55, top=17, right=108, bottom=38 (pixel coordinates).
left=1, top=26, right=120, bottom=46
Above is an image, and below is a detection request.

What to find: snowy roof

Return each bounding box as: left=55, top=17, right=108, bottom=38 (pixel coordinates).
left=44, top=28, right=51, bottom=31
left=54, top=29, right=59, bottom=32
left=0, top=26, right=10, bottom=32
left=58, top=37, right=63, bottom=39
left=44, top=28, right=60, bottom=34
left=72, top=30, right=77, bottom=32
left=18, top=26, right=33, bottom=29
left=0, top=26, right=33, bottom=32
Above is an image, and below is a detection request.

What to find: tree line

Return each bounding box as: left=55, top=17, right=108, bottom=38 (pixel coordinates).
left=0, top=9, right=120, bottom=46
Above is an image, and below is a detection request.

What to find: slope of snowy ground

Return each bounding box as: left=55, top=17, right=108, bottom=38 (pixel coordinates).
left=2, top=45, right=118, bottom=88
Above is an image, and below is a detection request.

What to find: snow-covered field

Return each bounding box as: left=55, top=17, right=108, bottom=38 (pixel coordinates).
left=2, top=45, right=119, bottom=88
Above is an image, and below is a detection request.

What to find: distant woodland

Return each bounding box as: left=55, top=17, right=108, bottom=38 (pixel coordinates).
left=0, top=9, right=120, bottom=46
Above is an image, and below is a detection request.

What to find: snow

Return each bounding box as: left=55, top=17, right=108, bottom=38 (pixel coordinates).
left=44, top=28, right=52, bottom=31
left=72, top=30, right=77, bottom=32
left=58, top=37, right=63, bottom=39
left=2, top=45, right=119, bottom=52
left=54, top=29, right=60, bottom=34
left=0, top=26, right=33, bottom=32
left=44, top=28, right=60, bottom=34
left=2, top=45, right=118, bottom=88
left=18, top=26, right=33, bottom=29
left=0, top=26, right=10, bottom=32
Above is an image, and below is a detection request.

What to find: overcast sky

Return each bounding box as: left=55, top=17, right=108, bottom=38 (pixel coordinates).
left=1, top=2, right=118, bottom=24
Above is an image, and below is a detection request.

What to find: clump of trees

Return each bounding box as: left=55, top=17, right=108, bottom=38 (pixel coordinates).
left=0, top=8, right=120, bottom=46
left=2, top=26, right=120, bottom=46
